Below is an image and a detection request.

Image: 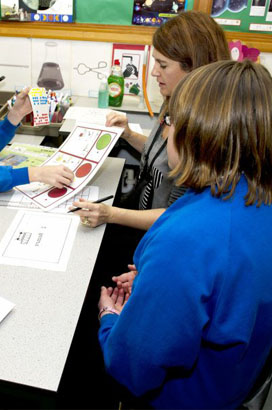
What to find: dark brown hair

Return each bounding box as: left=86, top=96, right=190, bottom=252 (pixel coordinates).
left=169, top=60, right=272, bottom=206
left=153, top=10, right=231, bottom=118
left=153, top=10, right=230, bottom=72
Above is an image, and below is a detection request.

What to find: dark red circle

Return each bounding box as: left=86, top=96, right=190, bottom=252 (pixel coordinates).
left=48, top=187, right=68, bottom=198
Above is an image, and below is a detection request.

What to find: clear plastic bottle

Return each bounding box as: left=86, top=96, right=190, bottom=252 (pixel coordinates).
left=98, top=77, right=109, bottom=108
left=108, top=59, right=124, bottom=107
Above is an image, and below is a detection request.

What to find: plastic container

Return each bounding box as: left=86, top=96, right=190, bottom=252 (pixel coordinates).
left=108, top=59, right=124, bottom=107
left=98, top=77, right=109, bottom=108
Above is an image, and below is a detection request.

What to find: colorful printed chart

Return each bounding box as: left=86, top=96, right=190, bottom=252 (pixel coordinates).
left=15, top=122, right=123, bottom=211
left=0, top=143, right=56, bottom=168
left=28, top=88, right=50, bottom=126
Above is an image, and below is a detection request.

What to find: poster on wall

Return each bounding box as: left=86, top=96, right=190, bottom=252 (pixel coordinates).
left=211, top=0, right=272, bottom=32
left=267, top=0, right=272, bottom=21
left=211, top=0, right=248, bottom=16
left=112, top=44, right=150, bottom=96
left=132, top=0, right=187, bottom=26
left=1, top=0, right=73, bottom=23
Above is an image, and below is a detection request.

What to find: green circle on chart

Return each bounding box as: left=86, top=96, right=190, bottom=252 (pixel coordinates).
left=96, top=133, right=111, bottom=150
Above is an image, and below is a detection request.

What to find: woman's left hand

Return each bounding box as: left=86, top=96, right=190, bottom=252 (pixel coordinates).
left=98, top=286, right=129, bottom=318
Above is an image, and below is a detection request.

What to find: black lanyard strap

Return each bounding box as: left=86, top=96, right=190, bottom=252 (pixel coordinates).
left=140, top=124, right=167, bottom=178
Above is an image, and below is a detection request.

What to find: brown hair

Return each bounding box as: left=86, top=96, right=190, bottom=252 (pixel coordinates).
left=169, top=59, right=272, bottom=206
left=153, top=10, right=230, bottom=71
left=153, top=10, right=231, bottom=118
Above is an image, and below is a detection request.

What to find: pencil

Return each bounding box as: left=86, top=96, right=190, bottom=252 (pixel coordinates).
left=142, top=45, right=154, bottom=118
left=67, top=195, right=114, bottom=213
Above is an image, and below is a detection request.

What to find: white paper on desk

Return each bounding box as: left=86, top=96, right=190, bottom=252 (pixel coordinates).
left=0, top=185, right=99, bottom=213
left=0, top=211, right=79, bottom=272
left=0, top=296, right=15, bottom=324
left=15, top=122, right=123, bottom=211
left=64, top=107, right=126, bottom=124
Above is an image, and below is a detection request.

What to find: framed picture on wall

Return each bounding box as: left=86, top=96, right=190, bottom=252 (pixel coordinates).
left=1, top=0, right=73, bottom=23
left=112, top=44, right=151, bottom=96
left=132, top=0, right=187, bottom=26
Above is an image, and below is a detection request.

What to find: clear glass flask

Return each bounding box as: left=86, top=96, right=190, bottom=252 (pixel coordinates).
left=37, top=41, right=64, bottom=90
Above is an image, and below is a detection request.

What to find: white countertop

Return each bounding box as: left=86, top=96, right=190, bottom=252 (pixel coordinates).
left=0, top=156, right=125, bottom=392
left=72, top=95, right=161, bottom=115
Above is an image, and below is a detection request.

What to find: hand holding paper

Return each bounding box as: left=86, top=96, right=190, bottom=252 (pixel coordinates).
left=28, top=165, right=74, bottom=188
left=7, top=87, right=32, bottom=126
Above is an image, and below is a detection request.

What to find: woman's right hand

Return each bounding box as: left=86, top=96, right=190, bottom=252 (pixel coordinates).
left=105, top=112, right=132, bottom=141
left=70, top=198, right=114, bottom=227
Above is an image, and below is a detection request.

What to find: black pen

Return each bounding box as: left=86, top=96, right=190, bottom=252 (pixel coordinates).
left=67, top=195, right=114, bottom=213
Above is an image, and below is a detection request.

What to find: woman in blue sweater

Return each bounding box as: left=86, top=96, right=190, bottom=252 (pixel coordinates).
left=0, top=88, right=73, bottom=192
left=98, top=60, right=272, bottom=409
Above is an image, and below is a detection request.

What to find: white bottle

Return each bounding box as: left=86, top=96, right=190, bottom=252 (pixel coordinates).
left=98, top=77, right=109, bottom=109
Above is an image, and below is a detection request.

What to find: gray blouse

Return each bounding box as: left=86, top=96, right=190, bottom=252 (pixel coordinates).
left=138, top=120, right=187, bottom=210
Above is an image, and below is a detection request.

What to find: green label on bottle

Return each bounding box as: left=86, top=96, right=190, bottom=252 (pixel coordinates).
left=109, top=82, right=122, bottom=97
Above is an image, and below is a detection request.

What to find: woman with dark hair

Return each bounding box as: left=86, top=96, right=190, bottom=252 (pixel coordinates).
left=72, top=11, right=230, bottom=231
left=98, top=59, right=272, bottom=409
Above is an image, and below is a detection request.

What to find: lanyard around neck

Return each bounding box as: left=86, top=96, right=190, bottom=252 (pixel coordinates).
left=142, top=123, right=167, bottom=175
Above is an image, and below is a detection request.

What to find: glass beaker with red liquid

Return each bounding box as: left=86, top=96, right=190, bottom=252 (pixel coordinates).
left=37, top=41, right=64, bottom=90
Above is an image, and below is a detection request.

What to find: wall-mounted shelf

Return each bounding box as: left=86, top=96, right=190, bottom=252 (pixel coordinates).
left=0, top=21, right=156, bottom=45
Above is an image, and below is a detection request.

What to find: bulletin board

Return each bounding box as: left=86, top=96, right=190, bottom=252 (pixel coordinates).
left=0, top=0, right=271, bottom=52
left=76, top=0, right=195, bottom=25
left=0, top=0, right=195, bottom=25
left=211, top=0, right=272, bottom=34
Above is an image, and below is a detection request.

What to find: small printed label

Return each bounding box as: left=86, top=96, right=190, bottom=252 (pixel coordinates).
left=249, top=23, right=272, bottom=32
left=109, top=82, right=122, bottom=97
left=214, top=18, right=241, bottom=26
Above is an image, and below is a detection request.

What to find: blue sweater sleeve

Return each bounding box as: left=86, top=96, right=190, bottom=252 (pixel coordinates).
left=0, top=166, right=29, bottom=192
left=0, top=116, right=18, bottom=150
left=0, top=116, right=30, bottom=191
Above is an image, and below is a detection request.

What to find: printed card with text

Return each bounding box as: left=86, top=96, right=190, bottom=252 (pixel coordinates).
left=28, top=87, right=49, bottom=126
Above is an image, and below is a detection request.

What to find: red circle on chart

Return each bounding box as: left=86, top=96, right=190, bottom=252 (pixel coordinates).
left=76, top=163, right=92, bottom=178
left=48, top=187, right=67, bottom=198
